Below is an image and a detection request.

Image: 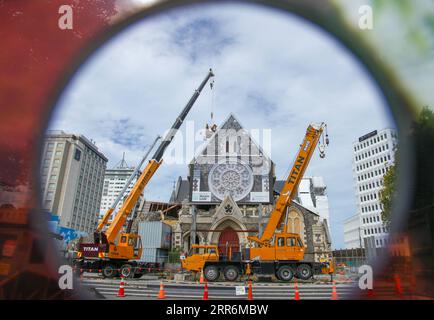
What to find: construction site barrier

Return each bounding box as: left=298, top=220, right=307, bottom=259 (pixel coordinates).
left=157, top=280, right=166, bottom=299
left=331, top=281, right=338, bottom=300
left=294, top=281, right=300, bottom=300
left=202, top=281, right=209, bottom=300
left=117, top=277, right=126, bottom=297
left=247, top=280, right=253, bottom=300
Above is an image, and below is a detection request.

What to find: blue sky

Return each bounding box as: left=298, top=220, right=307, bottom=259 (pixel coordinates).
left=50, top=3, right=395, bottom=249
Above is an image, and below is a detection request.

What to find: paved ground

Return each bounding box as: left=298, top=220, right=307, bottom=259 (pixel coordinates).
left=79, top=272, right=423, bottom=300
left=80, top=275, right=362, bottom=300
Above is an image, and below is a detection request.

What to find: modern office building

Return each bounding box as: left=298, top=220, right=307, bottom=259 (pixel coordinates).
left=99, top=156, right=142, bottom=225
left=343, top=214, right=362, bottom=249
left=344, top=128, right=398, bottom=248
left=40, top=130, right=108, bottom=234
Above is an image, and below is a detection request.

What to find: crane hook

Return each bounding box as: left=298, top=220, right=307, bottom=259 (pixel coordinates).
left=319, top=145, right=325, bottom=158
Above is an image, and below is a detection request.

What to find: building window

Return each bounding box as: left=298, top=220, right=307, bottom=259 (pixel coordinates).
left=286, top=210, right=303, bottom=235
left=74, top=149, right=82, bottom=161
left=46, top=191, right=54, bottom=200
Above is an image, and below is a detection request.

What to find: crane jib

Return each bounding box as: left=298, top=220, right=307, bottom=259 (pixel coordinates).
left=287, top=156, right=305, bottom=184
left=152, top=69, right=214, bottom=162
left=88, top=69, right=215, bottom=260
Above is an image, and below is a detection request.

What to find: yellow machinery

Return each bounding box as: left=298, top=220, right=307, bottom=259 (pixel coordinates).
left=75, top=69, right=215, bottom=278
left=181, top=123, right=334, bottom=281
left=180, top=244, right=219, bottom=272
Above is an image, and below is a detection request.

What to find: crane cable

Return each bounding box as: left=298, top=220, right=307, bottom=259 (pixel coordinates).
left=210, top=76, right=215, bottom=125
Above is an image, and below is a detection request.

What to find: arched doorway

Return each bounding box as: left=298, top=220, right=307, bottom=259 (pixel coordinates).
left=208, top=217, right=248, bottom=252
left=218, top=227, right=239, bottom=256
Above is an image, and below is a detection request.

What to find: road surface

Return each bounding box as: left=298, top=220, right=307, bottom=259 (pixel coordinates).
left=80, top=276, right=360, bottom=300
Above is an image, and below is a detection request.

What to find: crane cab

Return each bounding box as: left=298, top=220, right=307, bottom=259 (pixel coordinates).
left=249, top=233, right=305, bottom=261
left=180, top=244, right=219, bottom=272
left=108, top=233, right=142, bottom=260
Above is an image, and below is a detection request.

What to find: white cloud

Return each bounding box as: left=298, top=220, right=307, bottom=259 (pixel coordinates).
left=49, top=3, right=394, bottom=248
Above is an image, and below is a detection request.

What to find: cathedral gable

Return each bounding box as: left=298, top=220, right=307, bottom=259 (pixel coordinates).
left=189, top=114, right=274, bottom=204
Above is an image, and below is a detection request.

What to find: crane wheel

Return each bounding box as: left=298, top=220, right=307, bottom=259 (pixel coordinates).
left=120, top=264, right=134, bottom=278
left=296, top=264, right=313, bottom=280
left=102, top=264, right=117, bottom=278
left=223, top=266, right=239, bottom=282
left=204, top=266, right=220, bottom=282
left=277, top=265, right=294, bottom=281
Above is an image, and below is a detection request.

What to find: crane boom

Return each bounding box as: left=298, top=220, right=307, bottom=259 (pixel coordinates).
left=248, top=123, right=327, bottom=246
left=96, top=135, right=161, bottom=234
left=152, top=69, right=215, bottom=162
left=103, top=69, right=215, bottom=245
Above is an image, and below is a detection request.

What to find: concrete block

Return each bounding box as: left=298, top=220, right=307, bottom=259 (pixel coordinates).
left=174, top=273, right=194, bottom=282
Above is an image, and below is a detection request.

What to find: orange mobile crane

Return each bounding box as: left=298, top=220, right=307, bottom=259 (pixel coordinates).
left=181, top=123, right=333, bottom=281
left=74, top=69, right=215, bottom=278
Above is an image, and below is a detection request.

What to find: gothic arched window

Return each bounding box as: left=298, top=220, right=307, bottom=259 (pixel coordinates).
left=286, top=210, right=305, bottom=244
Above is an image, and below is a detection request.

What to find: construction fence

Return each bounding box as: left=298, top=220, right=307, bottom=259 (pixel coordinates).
left=332, top=248, right=367, bottom=274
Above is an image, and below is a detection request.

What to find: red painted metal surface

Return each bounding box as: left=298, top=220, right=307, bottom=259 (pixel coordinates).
left=0, top=0, right=118, bottom=299
left=218, top=227, right=239, bottom=256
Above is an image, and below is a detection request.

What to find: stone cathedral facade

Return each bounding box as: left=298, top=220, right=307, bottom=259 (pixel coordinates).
left=170, top=114, right=331, bottom=262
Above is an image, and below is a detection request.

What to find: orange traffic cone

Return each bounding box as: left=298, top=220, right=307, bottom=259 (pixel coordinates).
left=117, top=276, right=126, bottom=297
left=202, top=281, right=209, bottom=300
left=331, top=281, right=338, bottom=300
left=199, top=269, right=205, bottom=284
left=157, top=280, right=166, bottom=299
left=294, top=280, right=300, bottom=300
left=247, top=280, right=253, bottom=300
left=394, top=274, right=403, bottom=296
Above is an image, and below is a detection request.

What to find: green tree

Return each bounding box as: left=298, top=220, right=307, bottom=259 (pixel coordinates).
left=379, top=161, right=396, bottom=225
left=168, top=247, right=182, bottom=263
left=411, top=106, right=434, bottom=209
